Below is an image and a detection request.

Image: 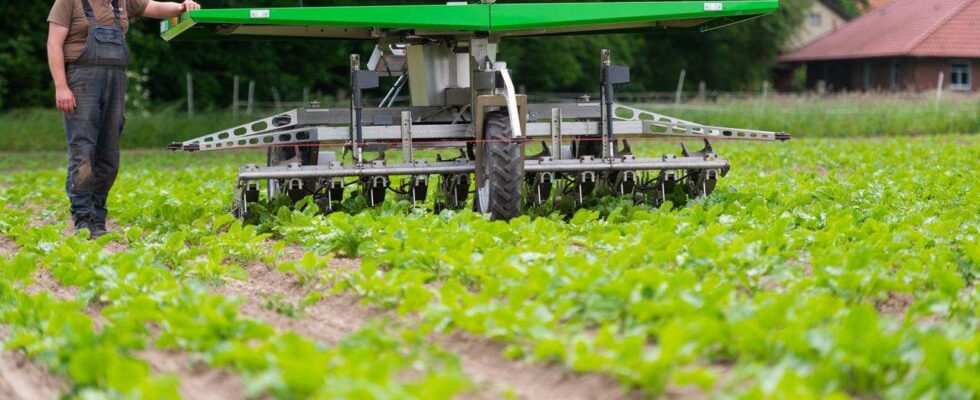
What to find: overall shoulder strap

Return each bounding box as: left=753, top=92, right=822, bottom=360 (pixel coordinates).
left=111, top=0, right=121, bottom=24
left=79, top=0, right=95, bottom=20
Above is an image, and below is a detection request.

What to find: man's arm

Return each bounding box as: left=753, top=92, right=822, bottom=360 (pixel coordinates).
left=47, top=23, right=75, bottom=114
left=141, top=0, right=201, bottom=19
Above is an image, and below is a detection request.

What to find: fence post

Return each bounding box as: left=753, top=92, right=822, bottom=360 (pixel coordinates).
left=247, top=80, right=256, bottom=114
left=762, top=80, right=770, bottom=100
left=674, top=69, right=686, bottom=106
left=232, top=75, right=240, bottom=115
left=302, top=86, right=310, bottom=106
left=934, top=72, right=944, bottom=111
left=697, top=81, right=706, bottom=102
left=186, top=72, right=194, bottom=118
left=272, top=87, right=282, bottom=110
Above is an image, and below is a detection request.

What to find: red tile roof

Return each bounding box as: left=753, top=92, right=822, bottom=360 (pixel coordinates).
left=781, top=0, right=980, bottom=62
left=866, top=0, right=896, bottom=11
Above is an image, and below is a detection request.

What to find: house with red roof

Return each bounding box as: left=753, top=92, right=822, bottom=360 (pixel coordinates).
left=780, top=0, right=980, bottom=92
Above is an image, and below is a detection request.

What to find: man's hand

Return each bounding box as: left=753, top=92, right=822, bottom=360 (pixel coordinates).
left=183, top=0, right=201, bottom=11
left=56, top=86, right=76, bottom=114
left=144, top=1, right=202, bottom=19
left=48, top=23, right=75, bottom=114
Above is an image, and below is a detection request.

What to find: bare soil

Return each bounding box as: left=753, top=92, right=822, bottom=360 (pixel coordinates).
left=876, top=291, right=915, bottom=318
left=224, top=245, right=631, bottom=400
left=442, top=333, right=630, bottom=400
left=0, top=349, right=68, bottom=400
left=0, top=235, right=15, bottom=259
left=0, top=327, right=69, bottom=400
left=139, top=349, right=247, bottom=400
left=219, top=259, right=374, bottom=347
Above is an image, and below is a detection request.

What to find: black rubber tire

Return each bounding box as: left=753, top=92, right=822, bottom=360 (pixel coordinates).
left=477, top=112, right=524, bottom=220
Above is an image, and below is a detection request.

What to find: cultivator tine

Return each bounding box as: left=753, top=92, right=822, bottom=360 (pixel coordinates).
left=525, top=172, right=554, bottom=208
left=362, top=175, right=390, bottom=207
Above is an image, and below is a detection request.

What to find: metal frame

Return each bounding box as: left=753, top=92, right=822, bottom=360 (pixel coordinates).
left=163, top=3, right=791, bottom=218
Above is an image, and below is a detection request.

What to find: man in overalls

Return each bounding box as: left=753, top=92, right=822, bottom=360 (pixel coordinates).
left=47, top=0, right=201, bottom=237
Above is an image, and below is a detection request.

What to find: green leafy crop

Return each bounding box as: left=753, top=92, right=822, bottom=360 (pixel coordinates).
left=1, top=134, right=977, bottom=399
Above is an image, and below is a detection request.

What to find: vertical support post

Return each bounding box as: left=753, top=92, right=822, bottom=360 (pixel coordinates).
left=302, top=87, right=310, bottom=106
left=550, top=108, right=562, bottom=160
left=935, top=72, right=944, bottom=111
left=698, top=81, right=707, bottom=102
left=350, top=54, right=361, bottom=164
left=232, top=75, right=240, bottom=115
left=674, top=69, right=686, bottom=106
left=400, top=111, right=413, bottom=163
left=600, top=49, right=612, bottom=160
left=762, top=80, right=770, bottom=99
left=247, top=80, right=255, bottom=114
left=272, top=87, right=282, bottom=109
left=186, top=72, right=194, bottom=118
left=348, top=54, right=382, bottom=164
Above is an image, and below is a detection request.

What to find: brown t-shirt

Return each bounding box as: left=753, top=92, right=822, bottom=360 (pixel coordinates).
left=48, top=0, right=150, bottom=62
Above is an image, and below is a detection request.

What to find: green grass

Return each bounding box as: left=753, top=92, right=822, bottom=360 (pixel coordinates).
left=2, top=95, right=977, bottom=152
left=0, top=106, right=254, bottom=151
left=647, top=95, right=980, bottom=138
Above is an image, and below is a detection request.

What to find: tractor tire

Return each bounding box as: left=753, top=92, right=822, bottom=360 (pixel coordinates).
left=475, top=112, right=524, bottom=220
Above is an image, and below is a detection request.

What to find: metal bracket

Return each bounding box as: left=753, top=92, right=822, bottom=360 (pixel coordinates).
left=600, top=49, right=631, bottom=161
left=550, top=108, right=562, bottom=160
left=350, top=54, right=380, bottom=164
left=400, top=111, right=413, bottom=163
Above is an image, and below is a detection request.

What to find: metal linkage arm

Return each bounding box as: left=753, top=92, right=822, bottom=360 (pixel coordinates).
left=610, top=103, right=790, bottom=141
left=167, top=109, right=302, bottom=151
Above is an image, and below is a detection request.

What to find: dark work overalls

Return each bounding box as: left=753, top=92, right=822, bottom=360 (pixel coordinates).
left=64, top=0, right=130, bottom=230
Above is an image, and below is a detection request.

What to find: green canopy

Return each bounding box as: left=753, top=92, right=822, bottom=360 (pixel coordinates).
left=161, top=1, right=778, bottom=41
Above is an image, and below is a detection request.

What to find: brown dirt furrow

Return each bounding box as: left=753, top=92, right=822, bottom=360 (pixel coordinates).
left=219, top=261, right=372, bottom=346
left=0, top=350, right=69, bottom=400
left=226, top=246, right=629, bottom=400
left=443, top=333, right=631, bottom=400
left=0, top=328, right=70, bottom=400
left=139, top=349, right=246, bottom=400
left=25, top=269, right=79, bottom=301
left=0, top=235, right=17, bottom=259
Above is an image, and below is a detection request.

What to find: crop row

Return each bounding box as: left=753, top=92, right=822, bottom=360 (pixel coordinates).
left=0, top=166, right=469, bottom=399
left=265, top=136, right=979, bottom=397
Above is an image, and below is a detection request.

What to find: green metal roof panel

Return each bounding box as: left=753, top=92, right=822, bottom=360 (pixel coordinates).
left=161, top=1, right=778, bottom=41
left=490, top=1, right=778, bottom=32
left=190, top=4, right=489, bottom=30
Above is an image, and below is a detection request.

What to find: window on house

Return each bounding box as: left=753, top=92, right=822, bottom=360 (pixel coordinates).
left=950, top=62, right=972, bottom=91
left=808, top=13, right=822, bottom=26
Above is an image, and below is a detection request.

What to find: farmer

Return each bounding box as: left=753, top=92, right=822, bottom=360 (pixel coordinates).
left=47, top=0, right=201, bottom=237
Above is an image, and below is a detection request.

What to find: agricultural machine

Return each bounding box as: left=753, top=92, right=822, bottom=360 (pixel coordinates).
left=164, top=1, right=789, bottom=220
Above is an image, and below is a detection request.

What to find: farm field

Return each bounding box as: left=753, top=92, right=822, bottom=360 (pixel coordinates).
left=1, top=134, right=978, bottom=399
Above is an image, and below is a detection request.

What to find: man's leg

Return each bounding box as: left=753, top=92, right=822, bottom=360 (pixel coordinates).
left=64, top=67, right=106, bottom=233
left=91, top=68, right=126, bottom=235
